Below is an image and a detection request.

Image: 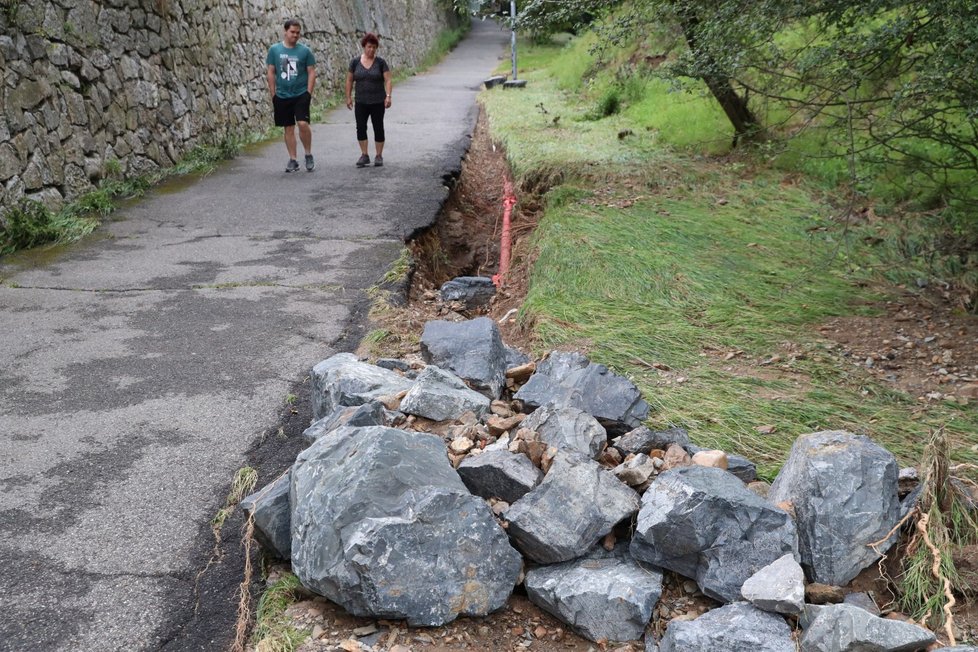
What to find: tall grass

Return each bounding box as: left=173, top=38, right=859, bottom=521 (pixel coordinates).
left=482, top=35, right=978, bottom=478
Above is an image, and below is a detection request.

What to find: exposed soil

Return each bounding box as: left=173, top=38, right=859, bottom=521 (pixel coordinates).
left=260, top=107, right=978, bottom=651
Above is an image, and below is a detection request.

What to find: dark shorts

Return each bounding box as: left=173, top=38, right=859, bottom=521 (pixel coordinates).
left=272, top=92, right=311, bottom=127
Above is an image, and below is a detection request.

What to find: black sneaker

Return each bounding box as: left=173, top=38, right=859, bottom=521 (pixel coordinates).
left=374, top=155, right=384, bottom=167
left=356, top=154, right=370, bottom=168
left=285, top=159, right=299, bottom=173
left=305, top=155, right=315, bottom=172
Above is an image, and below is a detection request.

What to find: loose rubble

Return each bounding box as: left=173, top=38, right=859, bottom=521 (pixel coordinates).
left=239, top=315, right=966, bottom=649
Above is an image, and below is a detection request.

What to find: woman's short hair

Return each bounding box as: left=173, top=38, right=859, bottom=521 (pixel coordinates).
left=361, top=33, right=380, bottom=48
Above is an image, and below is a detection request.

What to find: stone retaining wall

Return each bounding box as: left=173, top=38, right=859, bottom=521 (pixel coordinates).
left=0, top=0, right=460, bottom=212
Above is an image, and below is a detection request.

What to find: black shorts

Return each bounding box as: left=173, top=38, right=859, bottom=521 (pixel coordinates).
left=272, top=92, right=311, bottom=127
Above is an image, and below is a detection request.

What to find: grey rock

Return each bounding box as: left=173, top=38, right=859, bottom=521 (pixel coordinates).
left=504, top=345, right=531, bottom=368
left=457, top=449, right=543, bottom=503
left=439, top=276, right=496, bottom=309
left=484, top=75, right=507, bottom=88
left=309, top=353, right=413, bottom=421
left=614, top=426, right=690, bottom=455
left=515, top=351, right=649, bottom=434
left=630, top=466, right=798, bottom=603
left=291, top=426, right=521, bottom=626
left=842, top=592, right=880, bottom=616
left=659, top=603, right=795, bottom=652
left=740, top=553, right=804, bottom=615
left=525, top=545, right=664, bottom=643
left=932, top=647, right=978, bottom=651
left=523, top=405, right=607, bottom=459
left=507, top=451, right=640, bottom=564
left=240, top=471, right=291, bottom=560
left=420, top=317, right=508, bottom=399
left=769, top=430, right=901, bottom=585
left=800, top=603, right=936, bottom=651
left=613, top=454, right=657, bottom=487
left=302, top=401, right=392, bottom=445
left=399, top=365, right=491, bottom=421
left=375, top=358, right=411, bottom=372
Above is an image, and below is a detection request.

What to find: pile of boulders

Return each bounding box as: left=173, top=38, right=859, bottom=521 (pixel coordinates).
left=242, top=316, right=972, bottom=651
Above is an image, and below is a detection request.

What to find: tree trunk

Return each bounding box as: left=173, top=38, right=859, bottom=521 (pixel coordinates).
left=678, top=9, right=761, bottom=144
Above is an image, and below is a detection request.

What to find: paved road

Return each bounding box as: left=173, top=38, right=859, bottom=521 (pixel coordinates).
left=0, top=21, right=508, bottom=652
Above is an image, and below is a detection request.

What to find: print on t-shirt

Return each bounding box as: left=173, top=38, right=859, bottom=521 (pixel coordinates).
left=280, top=55, right=298, bottom=80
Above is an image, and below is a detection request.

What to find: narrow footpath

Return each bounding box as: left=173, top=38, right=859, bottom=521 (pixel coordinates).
left=0, top=20, right=509, bottom=652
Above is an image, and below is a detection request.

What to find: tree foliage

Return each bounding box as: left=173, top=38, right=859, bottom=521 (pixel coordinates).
left=469, top=0, right=978, bottom=202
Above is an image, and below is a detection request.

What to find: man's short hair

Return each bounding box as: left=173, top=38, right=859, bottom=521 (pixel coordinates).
left=284, top=18, right=301, bottom=31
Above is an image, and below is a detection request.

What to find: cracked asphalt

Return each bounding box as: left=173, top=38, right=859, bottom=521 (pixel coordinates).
left=0, top=21, right=508, bottom=652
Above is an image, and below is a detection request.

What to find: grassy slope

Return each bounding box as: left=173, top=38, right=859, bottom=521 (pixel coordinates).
left=482, top=37, right=978, bottom=479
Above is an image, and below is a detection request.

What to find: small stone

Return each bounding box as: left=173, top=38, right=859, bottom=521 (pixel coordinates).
left=491, top=400, right=515, bottom=417
left=534, top=626, right=548, bottom=638
left=602, top=532, right=616, bottom=551
left=450, top=437, right=475, bottom=454
left=354, top=624, right=378, bottom=636
left=683, top=580, right=698, bottom=594
left=691, top=450, right=728, bottom=470
left=312, top=625, right=325, bottom=639
left=746, top=481, right=771, bottom=498
left=661, top=443, right=691, bottom=470
left=805, top=583, right=845, bottom=604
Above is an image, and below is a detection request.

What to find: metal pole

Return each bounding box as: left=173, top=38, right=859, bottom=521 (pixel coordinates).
left=510, top=0, right=517, bottom=80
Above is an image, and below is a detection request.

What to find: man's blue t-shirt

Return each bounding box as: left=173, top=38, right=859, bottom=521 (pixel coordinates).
left=266, top=43, right=316, bottom=99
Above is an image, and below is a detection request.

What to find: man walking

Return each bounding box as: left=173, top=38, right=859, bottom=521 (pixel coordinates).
left=266, top=18, right=317, bottom=172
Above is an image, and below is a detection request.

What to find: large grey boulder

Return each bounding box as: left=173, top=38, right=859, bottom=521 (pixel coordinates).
left=507, top=451, right=640, bottom=564
left=769, top=430, right=901, bottom=585
left=302, top=401, right=393, bottom=445
left=240, top=471, right=291, bottom=560
left=514, top=351, right=649, bottom=434
left=457, top=449, right=543, bottom=503
left=630, top=466, right=798, bottom=603
left=659, top=603, right=795, bottom=652
left=310, top=353, right=413, bottom=421
left=740, top=553, right=805, bottom=615
left=290, top=426, right=521, bottom=626
left=522, top=405, right=607, bottom=459
left=525, top=545, right=664, bottom=643
left=398, top=365, right=491, bottom=421
left=800, top=603, right=936, bottom=651
left=420, top=317, right=508, bottom=399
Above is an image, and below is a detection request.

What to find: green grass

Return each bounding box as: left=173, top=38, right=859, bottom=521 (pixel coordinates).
left=251, top=573, right=309, bottom=652
left=481, top=36, right=978, bottom=479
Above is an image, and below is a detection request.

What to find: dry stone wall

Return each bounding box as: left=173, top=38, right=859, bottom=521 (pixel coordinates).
left=0, top=0, right=460, bottom=211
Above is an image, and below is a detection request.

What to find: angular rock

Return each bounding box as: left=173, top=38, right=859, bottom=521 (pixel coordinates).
left=525, top=545, right=664, bottom=643
left=932, top=648, right=978, bottom=651
left=614, top=426, right=691, bottom=455
left=613, top=454, right=657, bottom=488
left=659, top=603, right=795, bottom=652
left=399, top=365, right=491, bottom=421
left=800, top=603, right=936, bottom=651
left=240, top=471, right=291, bottom=560
left=439, top=276, right=496, bottom=309
left=290, top=426, right=521, bottom=626
left=522, top=405, right=607, bottom=459
left=842, top=592, right=880, bottom=616
left=769, top=430, right=901, bottom=585
left=740, top=554, right=804, bottom=615
left=514, top=351, right=649, bottom=434
left=630, top=466, right=798, bottom=603
left=302, top=401, right=392, bottom=445
left=310, top=353, right=413, bottom=421
left=420, top=318, right=508, bottom=399
left=457, top=449, right=543, bottom=503
left=507, top=451, right=640, bottom=564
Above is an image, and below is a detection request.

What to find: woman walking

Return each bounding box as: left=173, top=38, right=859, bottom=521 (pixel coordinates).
left=345, top=33, right=392, bottom=167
